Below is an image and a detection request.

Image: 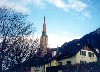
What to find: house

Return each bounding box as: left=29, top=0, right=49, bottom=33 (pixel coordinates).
left=46, top=44, right=98, bottom=72
left=56, top=45, right=97, bottom=66
left=31, top=48, right=57, bottom=72
left=31, top=44, right=98, bottom=72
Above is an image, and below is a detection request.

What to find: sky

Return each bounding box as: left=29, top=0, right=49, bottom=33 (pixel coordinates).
left=0, top=0, right=100, bottom=48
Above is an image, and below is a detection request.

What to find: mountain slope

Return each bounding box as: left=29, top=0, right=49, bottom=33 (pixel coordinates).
left=58, top=27, right=100, bottom=54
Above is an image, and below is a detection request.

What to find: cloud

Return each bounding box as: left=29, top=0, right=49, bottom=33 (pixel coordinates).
left=48, top=0, right=91, bottom=19
left=0, top=0, right=46, bottom=13
left=48, top=0, right=87, bottom=12
left=48, top=0, right=66, bottom=10
left=48, top=33, right=80, bottom=48
left=60, top=31, right=75, bottom=36
left=32, top=33, right=80, bottom=48
left=0, top=0, right=29, bottom=13
left=0, top=0, right=88, bottom=12
left=68, top=0, right=87, bottom=11
left=0, top=0, right=90, bottom=18
left=48, top=31, right=80, bottom=47
left=32, top=0, right=45, bottom=8
left=83, top=11, right=91, bottom=19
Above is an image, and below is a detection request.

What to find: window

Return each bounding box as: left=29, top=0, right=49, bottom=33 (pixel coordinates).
left=92, top=53, right=94, bottom=57
left=80, top=51, right=86, bottom=56
left=80, top=51, right=81, bottom=55
left=34, top=70, right=39, bottom=72
left=80, top=60, right=81, bottom=63
left=83, top=51, right=86, bottom=56
left=88, top=52, right=94, bottom=57
left=67, top=61, right=71, bottom=65
left=80, top=60, right=86, bottom=64
left=58, top=62, right=62, bottom=66
left=82, top=51, right=84, bottom=55
left=88, top=52, right=91, bottom=57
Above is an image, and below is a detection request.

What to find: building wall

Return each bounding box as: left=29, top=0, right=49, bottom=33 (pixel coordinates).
left=76, top=50, right=97, bottom=64
left=57, top=49, right=97, bottom=66
left=45, top=60, right=58, bottom=72
left=31, top=47, right=98, bottom=72
left=57, top=55, right=77, bottom=65
left=31, top=65, right=44, bottom=72
left=45, top=64, right=48, bottom=72
left=51, top=60, right=58, bottom=66
left=40, top=35, right=48, bottom=56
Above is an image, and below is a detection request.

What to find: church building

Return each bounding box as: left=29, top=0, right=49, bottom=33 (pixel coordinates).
left=40, top=16, right=48, bottom=56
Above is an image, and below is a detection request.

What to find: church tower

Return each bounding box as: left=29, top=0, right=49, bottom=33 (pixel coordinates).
left=40, top=16, right=48, bottom=56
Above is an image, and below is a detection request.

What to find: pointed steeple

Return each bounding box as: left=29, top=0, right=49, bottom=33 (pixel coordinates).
left=44, top=16, right=45, bottom=24
left=43, top=16, right=46, bottom=33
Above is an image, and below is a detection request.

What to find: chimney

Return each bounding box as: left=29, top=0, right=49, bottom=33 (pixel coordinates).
left=52, top=48, right=57, bottom=57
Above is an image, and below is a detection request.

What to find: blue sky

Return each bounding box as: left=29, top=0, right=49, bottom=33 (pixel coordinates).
left=0, top=0, right=100, bottom=47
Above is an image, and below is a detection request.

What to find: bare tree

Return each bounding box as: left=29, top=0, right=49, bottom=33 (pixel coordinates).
left=0, top=6, right=36, bottom=72
left=6, top=37, right=39, bottom=72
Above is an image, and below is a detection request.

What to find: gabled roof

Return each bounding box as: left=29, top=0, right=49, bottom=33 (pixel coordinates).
left=55, top=43, right=97, bottom=61
left=32, top=43, right=98, bottom=66
left=32, top=53, right=52, bottom=66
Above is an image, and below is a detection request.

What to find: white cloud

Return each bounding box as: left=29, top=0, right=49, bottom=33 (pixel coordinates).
left=48, top=0, right=87, bottom=12
left=48, top=0, right=66, bottom=9
left=0, top=0, right=46, bottom=12
left=32, top=0, right=45, bottom=8
left=0, top=0, right=29, bottom=13
left=32, top=33, right=80, bottom=48
left=48, top=33, right=80, bottom=48
left=83, top=11, right=91, bottom=19
left=48, top=0, right=91, bottom=19
left=60, top=31, right=75, bottom=35
left=68, top=0, right=87, bottom=11
left=0, top=0, right=88, bottom=12
left=0, top=0, right=89, bottom=19
left=47, top=30, right=81, bottom=48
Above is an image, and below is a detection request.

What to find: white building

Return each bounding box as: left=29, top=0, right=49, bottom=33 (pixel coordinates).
left=57, top=45, right=97, bottom=66
left=31, top=45, right=98, bottom=72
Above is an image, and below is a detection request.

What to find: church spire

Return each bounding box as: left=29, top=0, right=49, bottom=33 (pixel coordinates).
left=44, top=16, right=45, bottom=24
left=43, top=16, right=46, bottom=33
left=40, top=16, right=48, bottom=57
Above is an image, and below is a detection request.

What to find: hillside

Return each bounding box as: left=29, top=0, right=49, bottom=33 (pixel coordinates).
left=57, top=28, right=100, bottom=58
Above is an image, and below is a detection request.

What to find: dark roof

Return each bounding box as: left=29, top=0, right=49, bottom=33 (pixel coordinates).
left=32, top=53, right=53, bottom=66
left=51, top=48, right=57, bottom=51
left=32, top=43, right=98, bottom=66
left=55, top=42, right=98, bottom=61
left=54, top=39, right=83, bottom=60
left=55, top=45, right=83, bottom=60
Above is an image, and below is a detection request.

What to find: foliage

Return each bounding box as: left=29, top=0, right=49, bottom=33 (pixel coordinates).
left=0, top=6, right=37, bottom=72
left=63, top=61, right=100, bottom=72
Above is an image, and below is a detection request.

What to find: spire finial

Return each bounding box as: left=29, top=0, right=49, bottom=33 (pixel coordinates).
left=44, top=16, right=45, bottom=24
